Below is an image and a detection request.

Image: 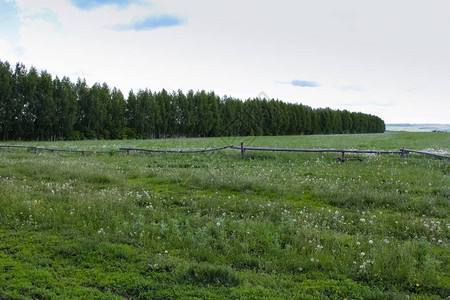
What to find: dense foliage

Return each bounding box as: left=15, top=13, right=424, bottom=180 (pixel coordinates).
left=0, top=60, right=385, bottom=141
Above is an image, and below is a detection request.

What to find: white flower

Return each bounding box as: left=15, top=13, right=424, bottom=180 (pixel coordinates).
left=368, top=240, right=373, bottom=244
left=360, top=252, right=365, bottom=257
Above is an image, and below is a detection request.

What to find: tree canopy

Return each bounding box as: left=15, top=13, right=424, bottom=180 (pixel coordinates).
left=0, top=60, right=385, bottom=140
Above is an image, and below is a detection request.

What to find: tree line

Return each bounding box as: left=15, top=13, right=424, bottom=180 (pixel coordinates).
left=0, top=60, right=385, bottom=141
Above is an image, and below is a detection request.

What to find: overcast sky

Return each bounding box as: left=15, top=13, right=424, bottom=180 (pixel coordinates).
left=1, top=0, right=449, bottom=124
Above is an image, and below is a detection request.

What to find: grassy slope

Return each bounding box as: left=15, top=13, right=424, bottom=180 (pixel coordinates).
left=0, top=132, right=449, bottom=299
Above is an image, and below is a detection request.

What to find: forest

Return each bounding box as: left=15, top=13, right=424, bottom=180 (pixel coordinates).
left=0, top=60, right=385, bottom=141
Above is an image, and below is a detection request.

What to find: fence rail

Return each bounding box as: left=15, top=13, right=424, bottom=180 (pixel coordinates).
left=119, top=143, right=449, bottom=161
left=0, top=145, right=109, bottom=154
left=402, top=149, right=450, bottom=159
left=229, top=144, right=407, bottom=162
left=1, top=144, right=449, bottom=161
left=119, top=146, right=233, bottom=154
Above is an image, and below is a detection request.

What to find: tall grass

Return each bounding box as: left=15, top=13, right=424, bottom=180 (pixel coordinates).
left=0, top=132, right=449, bottom=299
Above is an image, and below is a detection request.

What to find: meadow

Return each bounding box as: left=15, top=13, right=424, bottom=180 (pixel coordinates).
left=0, top=132, right=449, bottom=299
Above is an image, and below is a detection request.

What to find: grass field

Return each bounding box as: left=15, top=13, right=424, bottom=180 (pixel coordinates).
left=0, top=132, right=449, bottom=299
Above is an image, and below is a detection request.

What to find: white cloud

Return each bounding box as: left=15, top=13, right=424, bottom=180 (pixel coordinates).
left=1, top=0, right=449, bottom=123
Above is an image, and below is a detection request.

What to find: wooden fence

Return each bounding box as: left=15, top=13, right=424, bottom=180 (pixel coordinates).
left=119, top=143, right=450, bottom=161
left=228, top=143, right=404, bottom=162
left=0, top=145, right=109, bottom=154
left=1, top=143, right=449, bottom=161
left=231, top=143, right=450, bottom=161
left=118, top=145, right=232, bottom=155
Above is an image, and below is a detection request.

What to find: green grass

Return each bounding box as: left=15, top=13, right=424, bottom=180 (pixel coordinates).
left=0, top=132, right=449, bottom=299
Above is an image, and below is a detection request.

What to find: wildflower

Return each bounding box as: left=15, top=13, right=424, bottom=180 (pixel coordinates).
left=360, top=252, right=365, bottom=257
left=368, top=240, right=373, bottom=244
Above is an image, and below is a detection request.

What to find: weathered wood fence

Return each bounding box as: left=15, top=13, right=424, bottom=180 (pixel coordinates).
left=0, top=145, right=109, bottom=154
left=119, top=143, right=450, bottom=161
left=228, top=143, right=405, bottom=162
left=1, top=144, right=449, bottom=161
left=118, top=145, right=232, bottom=155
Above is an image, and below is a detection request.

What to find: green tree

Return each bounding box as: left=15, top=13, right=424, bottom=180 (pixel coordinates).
left=137, top=89, right=155, bottom=139
left=0, top=61, right=13, bottom=140
left=173, top=90, right=193, bottom=137
left=75, top=78, right=90, bottom=138
left=110, top=88, right=126, bottom=139
left=0, top=60, right=387, bottom=140
left=86, top=83, right=109, bottom=138
left=125, top=90, right=138, bottom=138
left=193, top=90, right=213, bottom=137
left=100, top=83, right=113, bottom=138
left=341, top=110, right=353, bottom=133
left=53, top=76, right=77, bottom=140
left=207, top=91, right=221, bottom=136
left=155, top=89, right=172, bottom=138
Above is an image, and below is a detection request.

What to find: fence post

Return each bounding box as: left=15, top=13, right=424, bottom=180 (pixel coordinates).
left=241, top=142, right=245, bottom=156
left=400, top=147, right=405, bottom=158
left=341, top=151, right=345, bottom=162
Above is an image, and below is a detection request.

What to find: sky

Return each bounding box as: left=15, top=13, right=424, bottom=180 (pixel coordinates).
left=1, top=0, right=449, bottom=124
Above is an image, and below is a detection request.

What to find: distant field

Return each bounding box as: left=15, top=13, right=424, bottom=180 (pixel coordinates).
left=0, top=132, right=449, bottom=299
left=386, top=124, right=450, bottom=132
left=2, top=131, right=449, bottom=152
